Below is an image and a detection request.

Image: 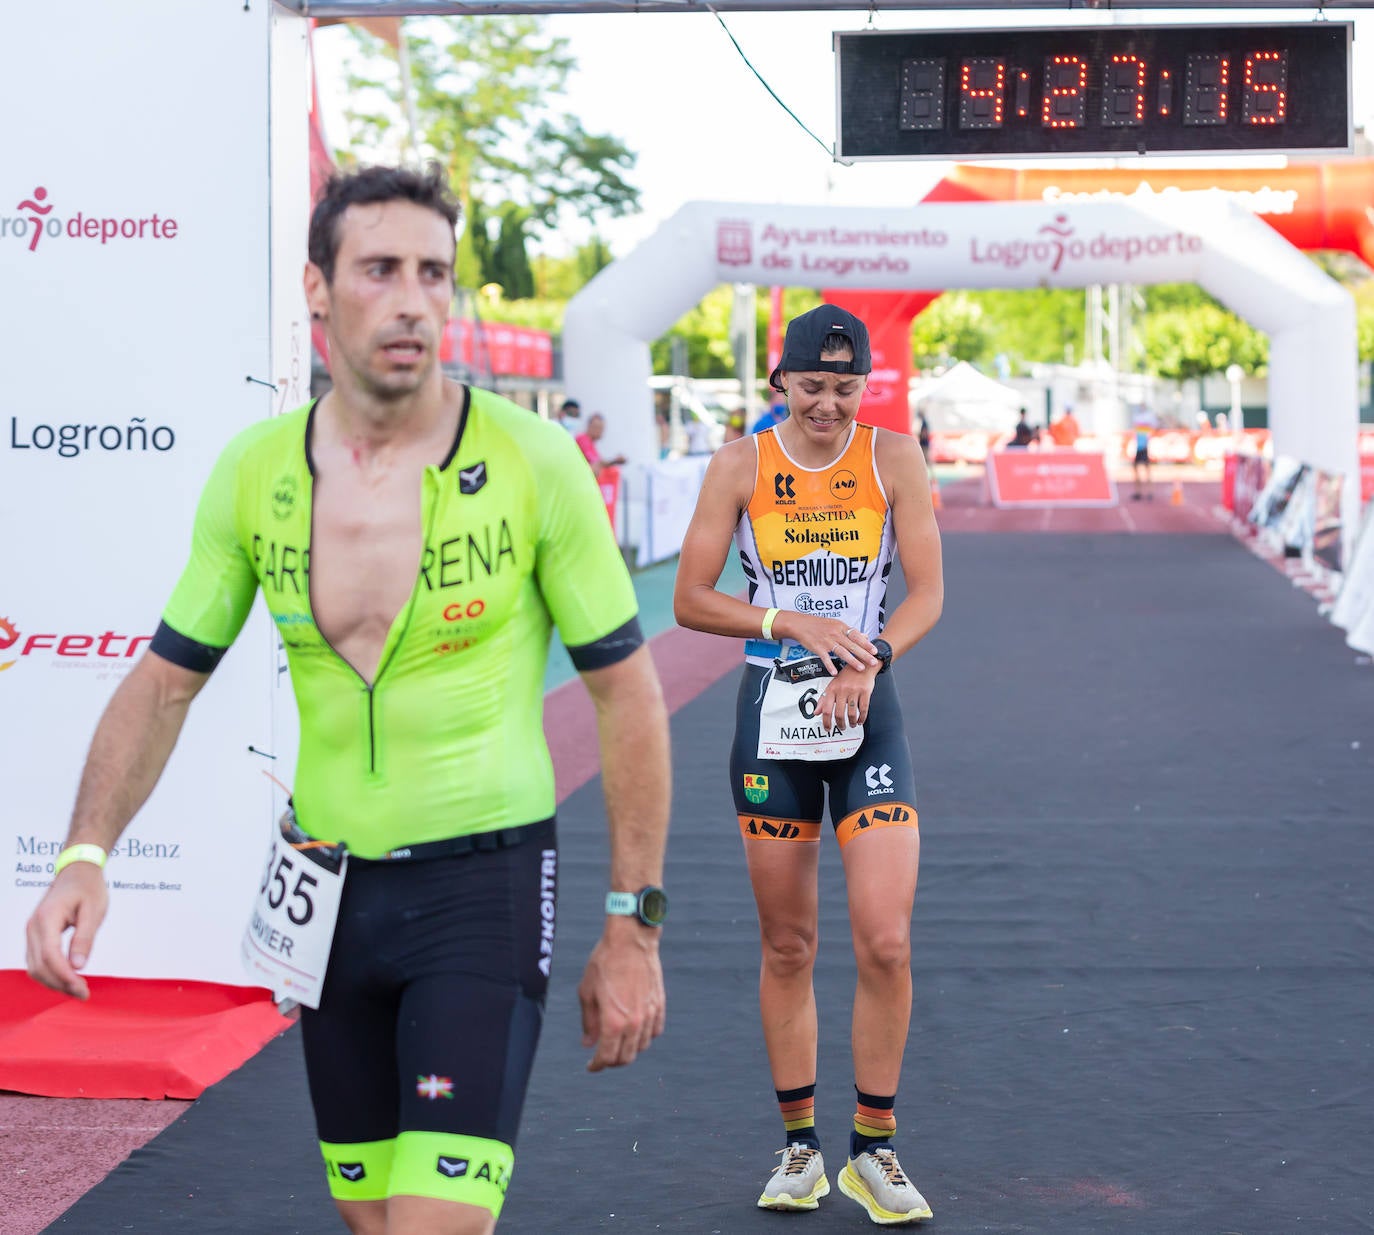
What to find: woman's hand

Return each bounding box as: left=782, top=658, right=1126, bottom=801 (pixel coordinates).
left=815, top=663, right=878, bottom=734
left=775, top=613, right=878, bottom=676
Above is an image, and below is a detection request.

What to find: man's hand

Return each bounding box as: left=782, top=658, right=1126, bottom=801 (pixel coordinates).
left=25, top=864, right=109, bottom=1000
left=578, top=918, right=665, bottom=1073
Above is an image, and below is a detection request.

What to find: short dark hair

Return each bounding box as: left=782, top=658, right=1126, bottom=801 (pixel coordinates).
left=308, top=164, right=461, bottom=284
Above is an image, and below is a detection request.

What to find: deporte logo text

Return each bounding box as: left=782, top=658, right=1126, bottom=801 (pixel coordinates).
left=5, top=185, right=180, bottom=254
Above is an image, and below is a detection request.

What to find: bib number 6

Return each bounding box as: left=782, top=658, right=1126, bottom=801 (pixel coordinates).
left=798, top=686, right=820, bottom=719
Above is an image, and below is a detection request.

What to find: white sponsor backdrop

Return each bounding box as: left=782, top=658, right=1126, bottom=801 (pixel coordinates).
left=565, top=195, right=1360, bottom=564
left=0, top=3, right=309, bottom=982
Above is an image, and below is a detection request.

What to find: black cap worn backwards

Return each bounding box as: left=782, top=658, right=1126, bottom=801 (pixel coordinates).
left=768, top=303, right=872, bottom=392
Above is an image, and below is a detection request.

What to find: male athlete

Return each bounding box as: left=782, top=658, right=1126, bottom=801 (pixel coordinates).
left=25, top=165, right=672, bottom=1235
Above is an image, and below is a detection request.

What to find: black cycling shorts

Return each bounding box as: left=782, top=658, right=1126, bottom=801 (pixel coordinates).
left=300, top=818, right=557, bottom=1213
left=729, top=665, right=919, bottom=847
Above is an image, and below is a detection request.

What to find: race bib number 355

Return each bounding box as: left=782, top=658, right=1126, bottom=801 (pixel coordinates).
left=240, top=826, right=346, bottom=1009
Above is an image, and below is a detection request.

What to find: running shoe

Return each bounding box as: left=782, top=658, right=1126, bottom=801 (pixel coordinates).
left=838, top=1147, right=932, bottom=1224
left=757, top=1143, right=830, bottom=1211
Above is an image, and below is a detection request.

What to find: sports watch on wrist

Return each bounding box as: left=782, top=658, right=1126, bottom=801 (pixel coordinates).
left=605, top=885, right=669, bottom=928
left=872, top=638, right=894, bottom=674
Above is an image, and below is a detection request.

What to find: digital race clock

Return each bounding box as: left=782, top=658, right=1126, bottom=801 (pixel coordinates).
left=835, top=23, right=1352, bottom=161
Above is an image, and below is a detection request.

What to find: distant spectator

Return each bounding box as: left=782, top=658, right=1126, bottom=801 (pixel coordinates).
left=1130, top=411, right=1154, bottom=500
left=1049, top=406, right=1081, bottom=448
left=724, top=413, right=746, bottom=444
left=917, top=414, right=932, bottom=459
left=751, top=401, right=788, bottom=434
left=554, top=397, right=582, bottom=434
left=576, top=413, right=627, bottom=477
left=656, top=407, right=672, bottom=459
left=1009, top=410, right=1035, bottom=448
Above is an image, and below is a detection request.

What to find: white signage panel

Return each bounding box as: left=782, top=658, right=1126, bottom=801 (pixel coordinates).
left=1, top=2, right=309, bottom=983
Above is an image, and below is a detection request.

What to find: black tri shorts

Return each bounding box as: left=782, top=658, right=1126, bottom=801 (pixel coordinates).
left=299, top=817, right=557, bottom=1205
left=729, top=664, right=919, bottom=847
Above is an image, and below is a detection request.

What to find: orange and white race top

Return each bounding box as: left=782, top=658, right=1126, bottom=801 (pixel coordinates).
left=735, top=422, right=896, bottom=667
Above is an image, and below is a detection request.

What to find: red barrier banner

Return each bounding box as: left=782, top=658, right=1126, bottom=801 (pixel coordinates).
left=598, top=464, right=621, bottom=527
left=986, top=450, right=1118, bottom=508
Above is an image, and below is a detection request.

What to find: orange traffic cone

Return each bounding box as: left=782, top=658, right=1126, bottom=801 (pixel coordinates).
left=930, top=474, right=943, bottom=510
left=1170, top=479, right=1184, bottom=506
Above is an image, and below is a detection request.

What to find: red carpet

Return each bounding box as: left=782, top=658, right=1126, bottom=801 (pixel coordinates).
left=0, top=971, right=292, bottom=1100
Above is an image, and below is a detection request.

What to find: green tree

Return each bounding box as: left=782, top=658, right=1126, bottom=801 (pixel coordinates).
left=909, top=293, right=993, bottom=369
left=488, top=203, right=534, bottom=299
left=1140, top=302, right=1268, bottom=381
left=342, top=17, right=640, bottom=288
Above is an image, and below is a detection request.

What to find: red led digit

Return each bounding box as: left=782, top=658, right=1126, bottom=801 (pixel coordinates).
left=1184, top=53, right=1230, bottom=126
left=1101, top=54, right=1147, bottom=127
left=1158, top=68, right=1173, bottom=117
left=1042, top=54, right=1088, bottom=128
left=959, top=58, right=1006, bottom=130
left=1242, top=51, right=1288, bottom=125
left=1015, top=69, right=1030, bottom=118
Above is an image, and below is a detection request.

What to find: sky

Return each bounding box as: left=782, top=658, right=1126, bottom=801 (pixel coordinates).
left=311, top=8, right=1374, bottom=260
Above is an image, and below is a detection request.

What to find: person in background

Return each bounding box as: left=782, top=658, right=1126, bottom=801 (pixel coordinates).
left=674, top=303, right=943, bottom=1226
left=1009, top=409, right=1035, bottom=448
left=916, top=414, right=932, bottom=460
left=554, top=397, right=582, bottom=433
left=1049, top=406, right=1081, bottom=449
left=576, top=413, right=628, bottom=478
left=751, top=398, right=789, bottom=435
left=1131, top=412, right=1154, bottom=500
left=724, top=413, right=746, bottom=444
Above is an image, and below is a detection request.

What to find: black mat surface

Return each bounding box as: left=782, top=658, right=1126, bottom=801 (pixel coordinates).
left=51, top=535, right=1374, bottom=1233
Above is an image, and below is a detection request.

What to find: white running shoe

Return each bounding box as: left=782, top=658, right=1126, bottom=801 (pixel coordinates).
left=838, top=1147, right=933, bottom=1225
left=757, top=1143, right=830, bottom=1211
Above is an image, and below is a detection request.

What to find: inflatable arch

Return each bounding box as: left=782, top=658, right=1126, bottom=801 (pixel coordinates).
left=564, top=195, right=1360, bottom=556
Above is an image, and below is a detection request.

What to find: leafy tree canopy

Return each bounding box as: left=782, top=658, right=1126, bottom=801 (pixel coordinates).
left=340, top=17, right=639, bottom=295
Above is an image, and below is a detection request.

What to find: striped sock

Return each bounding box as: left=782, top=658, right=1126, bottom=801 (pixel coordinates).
left=776, top=1084, right=819, bottom=1150
left=851, top=1089, right=897, bottom=1158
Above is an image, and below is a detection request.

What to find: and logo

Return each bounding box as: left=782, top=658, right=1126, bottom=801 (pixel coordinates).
left=272, top=475, right=298, bottom=520
left=774, top=472, right=796, bottom=500
left=743, top=773, right=770, bottom=804
left=850, top=805, right=913, bottom=832
left=458, top=461, right=487, bottom=495
left=5, top=184, right=181, bottom=253
left=717, top=219, right=753, bottom=267
left=865, top=763, right=894, bottom=793
left=437, top=1156, right=468, bottom=1178
left=742, top=817, right=805, bottom=840
left=416, top=1074, right=455, bottom=1100
left=829, top=470, right=857, bottom=500
left=337, top=1163, right=366, bottom=1182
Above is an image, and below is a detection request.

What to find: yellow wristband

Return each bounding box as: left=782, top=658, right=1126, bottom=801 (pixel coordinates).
left=761, top=607, right=781, bottom=640
left=53, top=844, right=108, bottom=876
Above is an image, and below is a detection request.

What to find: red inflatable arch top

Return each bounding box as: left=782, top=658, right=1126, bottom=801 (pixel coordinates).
left=921, top=159, right=1374, bottom=268
left=823, top=159, right=1373, bottom=434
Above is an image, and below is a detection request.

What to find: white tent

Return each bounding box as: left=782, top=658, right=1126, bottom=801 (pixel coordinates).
left=912, top=361, right=1025, bottom=434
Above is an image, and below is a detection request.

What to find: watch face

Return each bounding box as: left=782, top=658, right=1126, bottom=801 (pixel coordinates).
left=639, top=887, right=669, bottom=926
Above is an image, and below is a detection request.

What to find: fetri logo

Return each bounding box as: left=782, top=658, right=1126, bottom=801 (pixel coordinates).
left=969, top=212, right=1202, bottom=273
left=5, top=185, right=180, bottom=253
left=0, top=615, right=18, bottom=671
left=0, top=613, right=151, bottom=675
